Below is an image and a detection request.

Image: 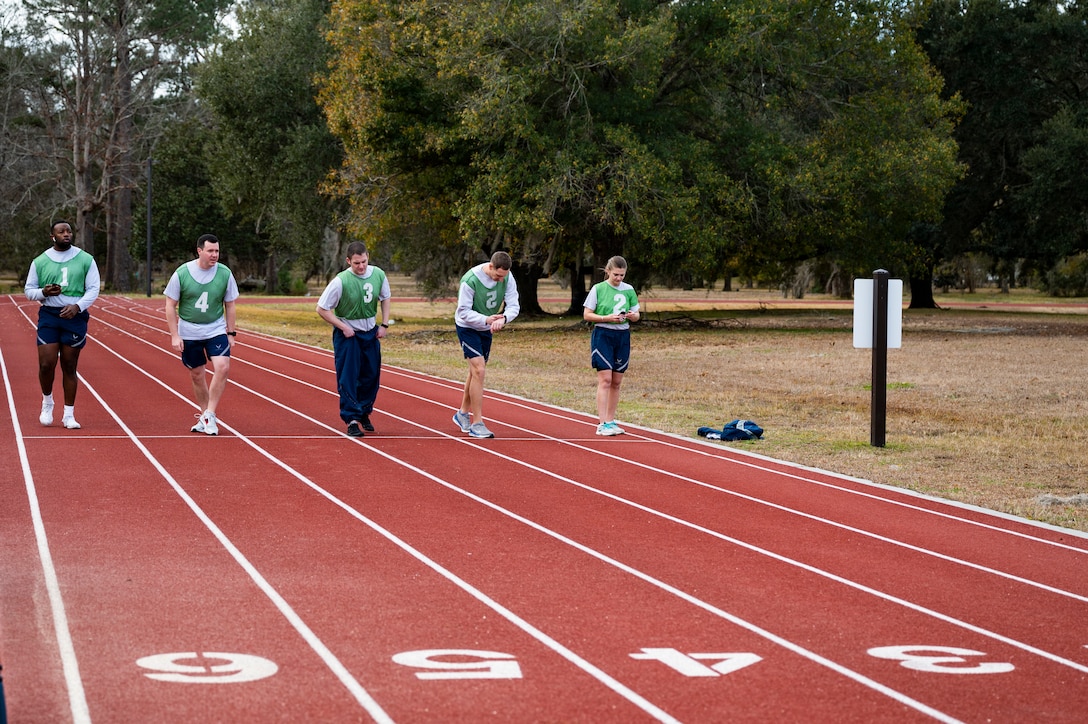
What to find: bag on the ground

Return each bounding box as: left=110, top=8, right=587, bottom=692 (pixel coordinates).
left=698, top=419, right=763, bottom=441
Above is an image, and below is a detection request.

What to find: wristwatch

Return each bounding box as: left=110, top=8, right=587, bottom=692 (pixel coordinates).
left=226, top=331, right=237, bottom=336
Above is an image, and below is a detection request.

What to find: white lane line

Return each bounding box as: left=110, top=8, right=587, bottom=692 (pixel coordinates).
left=5, top=298, right=392, bottom=722
left=96, top=309, right=1088, bottom=677
left=73, top=364, right=396, bottom=723
left=0, top=333, right=91, bottom=723
left=95, top=307, right=1088, bottom=643
left=148, top=306, right=1088, bottom=551
left=97, top=305, right=1088, bottom=602
left=386, top=364, right=1088, bottom=550
left=200, top=372, right=965, bottom=724
left=359, top=373, right=1088, bottom=607
left=86, top=320, right=683, bottom=722
left=90, top=311, right=960, bottom=721
left=506, top=429, right=1088, bottom=603
left=372, top=384, right=1088, bottom=675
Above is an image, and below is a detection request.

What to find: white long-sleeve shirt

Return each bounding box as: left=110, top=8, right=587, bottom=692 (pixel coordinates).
left=24, top=247, right=101, bottom=312
left=454, top=263, right=520, bottom=331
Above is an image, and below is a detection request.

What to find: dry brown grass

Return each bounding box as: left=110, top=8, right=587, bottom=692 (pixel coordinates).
left=238, top=278, right=1088, bottom=533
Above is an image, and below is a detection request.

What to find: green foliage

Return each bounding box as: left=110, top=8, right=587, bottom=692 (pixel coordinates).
left=919, top=0, right=1088, bottom=272
left=1042, top=253, right=1088, bottom=297
left=17, top=0, right=234, bottom=289
left=0, top=216, right=50, bottom=284
left=0, top=16, right=68, bottom=277
left=320, top=0, right=961, bottom=298
left=1020, top=107, right=1088, bottom=260
left=131, top=116, right=259, bottom=274
left=195, top=0, right=344, bottom=289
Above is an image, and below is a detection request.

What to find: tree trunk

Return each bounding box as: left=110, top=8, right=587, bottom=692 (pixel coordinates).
left=75, top=196, right=96, bottom=255
left=589, top=232, right=625, bottom=285
left=908, top=271, right=939, bottom=309
left=106, top=14, right=135, bottom=292
left=562, top=261, right=589, bottom=317
left=265, top=250, right=278, bottom=294
left=72, top=17, right=97, bottom=258
left=515, top=267, right=543, bottom=316
left=107, top=179, right=135, bottom=291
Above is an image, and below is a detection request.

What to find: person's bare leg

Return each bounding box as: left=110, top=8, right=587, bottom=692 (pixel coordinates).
left=204, top=356, right=231, bottom=415
left=462, top=356, right=487, bottom=421
left=37, top=342, right=59, bottom=395
left=189, top=365, right=210, bottom=410
left=595, top=369, right=613, bottom=423
left=605, top=371, right=624, bottom=422
left=58, top=344, right=81, bottom=405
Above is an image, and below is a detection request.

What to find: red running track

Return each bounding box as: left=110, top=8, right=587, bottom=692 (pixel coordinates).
left=1, top=294, right=1086, bottom=723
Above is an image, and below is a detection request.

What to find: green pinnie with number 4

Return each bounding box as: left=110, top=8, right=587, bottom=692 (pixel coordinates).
left=164, top=234, right=240, bottom=436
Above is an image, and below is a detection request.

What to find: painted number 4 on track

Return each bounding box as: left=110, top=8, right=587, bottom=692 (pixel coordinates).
left=631, top=646, right=1013, bottom=678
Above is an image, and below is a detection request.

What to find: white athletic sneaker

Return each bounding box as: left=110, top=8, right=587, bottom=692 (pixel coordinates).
left=202, top=411, right=219, bottom=436
left=39, top=400, right=54, bottom=426
left=190, top=413, right=206, bottom=433
left=61, top=417, right=81, bottom=430
left=596, top=421, right=623, bottom=436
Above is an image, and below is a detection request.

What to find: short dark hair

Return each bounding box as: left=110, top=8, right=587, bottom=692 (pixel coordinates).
left=345, top=241, right=368, bottom=258
left=50, top=220, right=71, bottom=235
left=490, top=251, right=512, bottom=270
left=197, top=233, right=219, bottom=248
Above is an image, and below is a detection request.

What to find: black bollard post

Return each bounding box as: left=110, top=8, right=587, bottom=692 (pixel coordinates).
left=871, top=269, right=889, bottom=447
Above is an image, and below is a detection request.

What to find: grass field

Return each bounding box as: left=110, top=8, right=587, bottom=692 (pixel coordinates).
left=235, top=276, right=1088, bottom=534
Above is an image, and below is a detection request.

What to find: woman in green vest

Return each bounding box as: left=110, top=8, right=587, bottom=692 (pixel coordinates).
left=583, top=256, right=640, bottom=436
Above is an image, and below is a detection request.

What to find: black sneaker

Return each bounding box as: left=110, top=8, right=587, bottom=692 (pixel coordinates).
left=361, top=414, right=375, bottom=432
left=346, top=421, right=364, bottom=438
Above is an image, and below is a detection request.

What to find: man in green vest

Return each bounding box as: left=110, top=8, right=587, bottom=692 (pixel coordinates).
left=316, top=241, right=391, bottom=438
left=24, top=220, right=101, bottom=430
left=452, top=250, right=520, bottom=439
left=164, top=234, right=240, bottom=436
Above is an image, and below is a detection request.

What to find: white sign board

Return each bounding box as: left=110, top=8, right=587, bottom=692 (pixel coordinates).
left=853, top=278, right=903, bottom=348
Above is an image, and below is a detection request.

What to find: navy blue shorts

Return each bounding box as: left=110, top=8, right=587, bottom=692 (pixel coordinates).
left=456, top=325, right=493, bottom=362
left=590, top=326, right=631, bottom=372
left=36, top=306, right=89, bottom=348
left=181, top=335, right=231, bottom=369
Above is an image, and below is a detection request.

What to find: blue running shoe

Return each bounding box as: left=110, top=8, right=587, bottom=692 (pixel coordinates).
left=452, top=410, right=472, bottom=433
left=468, top=422, right=494, bottom=439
